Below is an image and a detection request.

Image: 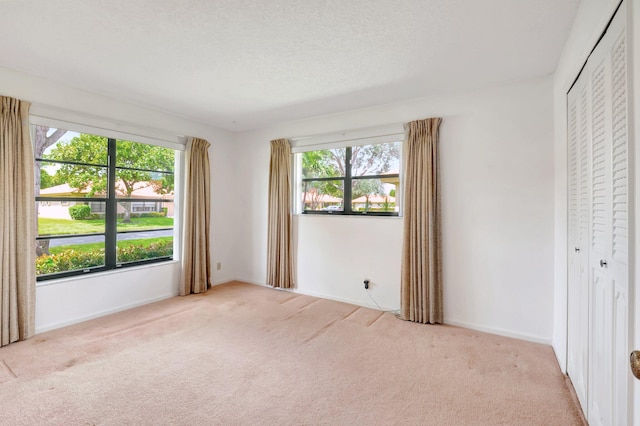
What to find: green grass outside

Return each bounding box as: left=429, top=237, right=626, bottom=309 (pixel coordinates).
left=48, top=236, right=173, bottom=255
left=38, top=217, right=174, bottom=236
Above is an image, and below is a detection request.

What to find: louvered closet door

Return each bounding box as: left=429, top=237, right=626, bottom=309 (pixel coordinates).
left=567, top=76, right=580, bottom=391
left=587, top=6, right=629, bottom=426
left=567, top=70, right=590, bottom=413
left=588, top=43, right=614, bottom=426
left=609, top=16, right=629, bottom=422
left=576, top=75, right=591, bottom=413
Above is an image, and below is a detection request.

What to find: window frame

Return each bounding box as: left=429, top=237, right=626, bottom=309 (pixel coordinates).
left=35, top=131, right=179, bottom=281
left=297, top=141, right=402, bottom=217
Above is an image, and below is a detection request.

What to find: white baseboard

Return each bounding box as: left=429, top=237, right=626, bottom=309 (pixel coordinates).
left=35, top=293, right=177, bottom=334
left=230, top=278, right=551, bottom=345
left=293, top=287, right=398, bottom=312
left=230, top=278, right=398, bottom=312
left=444, top=318, right=552, bottom=345
left=210, top=278, right=263, bottom=288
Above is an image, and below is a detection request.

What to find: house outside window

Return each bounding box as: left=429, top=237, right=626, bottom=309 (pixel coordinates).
left=34, top=125, right=178, bottom=280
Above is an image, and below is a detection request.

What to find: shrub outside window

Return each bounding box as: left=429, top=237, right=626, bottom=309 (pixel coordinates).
left=34, top=126, right=176, bottom=280
left=298, top=141, right=401, bottom=215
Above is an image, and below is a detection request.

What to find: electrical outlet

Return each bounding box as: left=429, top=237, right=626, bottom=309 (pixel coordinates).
left=216, top=262, right=221, bottom=271
left=364, top=279, right=369, bottom=289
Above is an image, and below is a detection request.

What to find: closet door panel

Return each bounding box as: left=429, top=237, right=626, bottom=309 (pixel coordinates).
left=576, top=75, right=591, bottom=411
left=589, top=58, right=610, bottom=265
left=567, top=71, right=590, bottom=411
left=588, top=41, right=614, bottom=426
left=611, top=30, right=628, bottom=267
left=586, top=7, right=629, bottom=425
left=608, top=24, right=629, bottom=426
left=589, top=271, right=613, bottom=426
left=566, top=83, right=581, bottom=396
left=613, top=285, right=629, bottom=423
left=576, top=79, right=591, bottom=408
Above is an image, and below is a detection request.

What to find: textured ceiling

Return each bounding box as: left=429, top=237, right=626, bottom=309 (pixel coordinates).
left=0, top=0, right=579, bottom=131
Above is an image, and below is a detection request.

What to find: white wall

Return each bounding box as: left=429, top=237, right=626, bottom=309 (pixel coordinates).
left=35, top=262, right=180, bottom=332
left=236, top=76, right=555, bottom=343
left=551, top=0, right=623, bottom=373
left=0, top=66, right=238, bottom=332
left=294, top=216, right=402, bottom=310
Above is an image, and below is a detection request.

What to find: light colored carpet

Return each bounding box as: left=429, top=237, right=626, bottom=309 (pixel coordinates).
left=0, top=281, right=585, bottom=425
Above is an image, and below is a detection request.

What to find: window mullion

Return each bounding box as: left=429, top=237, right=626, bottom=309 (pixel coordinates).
left=105, top=139, right=118, bottom=268
left=344, top=147, right=352, bottom=214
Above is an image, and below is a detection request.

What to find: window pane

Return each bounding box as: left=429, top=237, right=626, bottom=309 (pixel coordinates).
left=36, top=161, right=108, bottom=199
left=34, top=128, right=180, bottom=280
left=115, top=140, right=175, bottom=172
left=36, top=127, right=108, bottom=165
left=115, top=201, right=174, bottom=231
left=302, top=148, right=345, bottom=178
left=37, top=201, right=106, bottom=236
left=36, top=236, right=105, bottom=276
left=351, top=142, right=401, bottom=177
left=301, top=180, right=344, bottom=211
left=351, top=179, right=397, bottom=212
left=116, top=233, right=173, bottom=264
left=114, top=170, right=174, bottom=200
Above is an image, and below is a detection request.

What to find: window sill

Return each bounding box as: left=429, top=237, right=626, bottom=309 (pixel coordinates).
left=294, top=213, right=402, bottom=219
left=35, top=259, right=180, bottom=287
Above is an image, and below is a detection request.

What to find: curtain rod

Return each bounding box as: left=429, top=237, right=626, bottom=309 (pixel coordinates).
left=289, top=123, right=404, bottom=145
left=291, top=132, right=404, bottom=148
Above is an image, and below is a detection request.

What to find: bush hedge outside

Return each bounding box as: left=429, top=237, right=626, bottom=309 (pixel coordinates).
left=36, top=249, right=104, bottom=275
left=117, top=240, right=173, bottom=262
left=69, top=209, right=168, bottom=221
left=36, top=240, right=173, bottom=275
left=68, top=204, right=92, bottom=220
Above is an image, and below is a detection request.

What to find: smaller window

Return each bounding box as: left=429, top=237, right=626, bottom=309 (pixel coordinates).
left=297, top=141, right=401, bottom=215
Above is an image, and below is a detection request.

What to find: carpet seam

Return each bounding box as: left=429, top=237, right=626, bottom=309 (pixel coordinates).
left=278, top=295, right=300, bottom=304
left=0, top=360, right=17, bottom=381
left=302, top=319, right=339, bottom=344
left=92, top=306, right=198, bottom=339
left=367, top=312, right=385, bottom=327
left=297, top=299, right=322, bottom=310
left=342, top=307, right=360, bottom=320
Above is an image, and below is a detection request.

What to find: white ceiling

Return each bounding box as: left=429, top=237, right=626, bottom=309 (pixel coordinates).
left=0, top=0, right=580, bottom=131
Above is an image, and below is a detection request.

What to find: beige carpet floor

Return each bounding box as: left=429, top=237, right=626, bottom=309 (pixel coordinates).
left=0, top=281, right=585, bottom=425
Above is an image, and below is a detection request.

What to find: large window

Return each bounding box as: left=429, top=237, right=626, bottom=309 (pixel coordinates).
left=298, top=141, right=401, bottom=215
left=34, top=126, right=177, bottom=280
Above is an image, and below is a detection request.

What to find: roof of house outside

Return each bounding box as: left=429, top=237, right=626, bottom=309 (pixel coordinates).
left=39, top=181, right=173, bottom=199
left=351, top=195, right=395, bottom=203
left=301, top=192, right=342, bottom=203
